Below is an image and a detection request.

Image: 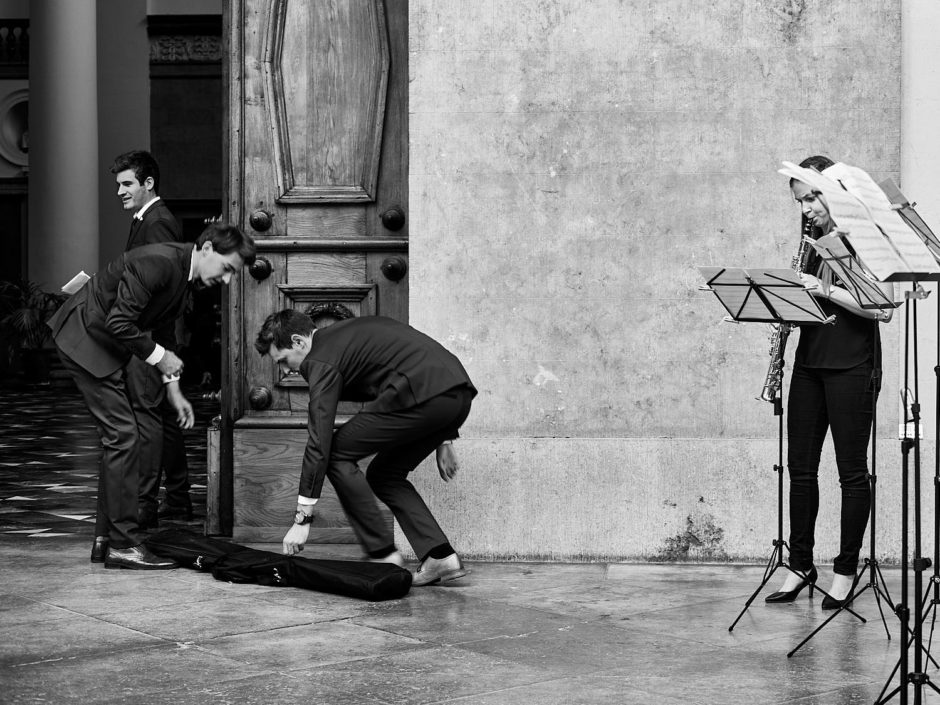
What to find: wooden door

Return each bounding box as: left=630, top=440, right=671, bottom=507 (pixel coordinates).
left=223, top=0, right=408, bottom=542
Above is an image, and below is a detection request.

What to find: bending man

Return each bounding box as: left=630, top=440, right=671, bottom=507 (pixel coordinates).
left=254, top=311, right=476, bottom=586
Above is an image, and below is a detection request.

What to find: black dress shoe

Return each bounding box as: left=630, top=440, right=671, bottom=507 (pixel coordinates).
left=765, top=566, right=818, bottom=603
left=90, top=536, right=109, bottom=563
left=105, top=544, right=178, bottom=570
left=157, top=503, right=194, bottom=521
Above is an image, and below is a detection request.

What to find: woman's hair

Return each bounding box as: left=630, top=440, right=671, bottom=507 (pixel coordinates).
left=798, top=155, right=835, bottom=172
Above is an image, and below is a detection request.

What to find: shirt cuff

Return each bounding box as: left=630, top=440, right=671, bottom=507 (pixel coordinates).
left=297, top=496, right=319, bottom=506
left=145, top=344, right=166, bottom=366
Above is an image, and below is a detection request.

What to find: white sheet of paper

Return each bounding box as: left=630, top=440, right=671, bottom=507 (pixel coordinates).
left=61, top=271, right=90, bottom=295
left=779, top=162, right=937, bottom=281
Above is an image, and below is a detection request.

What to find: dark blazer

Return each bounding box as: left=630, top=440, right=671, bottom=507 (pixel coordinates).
left=125, top=199, right=184, bottom=349
left=298, top=316, right=476, bottom=498
left=125, top=199, right=183, bottom=251
left=48, top=242, right=194, bottom=378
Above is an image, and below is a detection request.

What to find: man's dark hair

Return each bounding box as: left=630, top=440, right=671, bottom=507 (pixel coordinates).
left=196, top=223, right=257, bottom=266
left=255, top=309, right=315, bottom=355
left=111, top=150, right=161, bottom=193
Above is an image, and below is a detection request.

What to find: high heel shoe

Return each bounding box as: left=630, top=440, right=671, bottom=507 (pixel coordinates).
left=765, top=566, right=818, bottom=603
left=821, top=574, right=858, bottom=610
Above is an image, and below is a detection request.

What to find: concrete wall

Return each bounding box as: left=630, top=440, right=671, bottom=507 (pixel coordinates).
left=406, top=0, right=934, bottom=562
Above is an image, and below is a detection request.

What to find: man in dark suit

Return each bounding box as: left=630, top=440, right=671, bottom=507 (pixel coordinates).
left=254, top=311, right=476, bottom=586
left=111, top=150, right=192, bottom=527
left=49, top=224, right=256, bottom=569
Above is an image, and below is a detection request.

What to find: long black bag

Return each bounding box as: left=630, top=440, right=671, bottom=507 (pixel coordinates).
left=146, top=528, right=412, bottom=601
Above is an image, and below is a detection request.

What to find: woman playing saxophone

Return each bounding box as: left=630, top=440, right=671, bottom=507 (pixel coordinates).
left=765, top=155, right=894, bottom=609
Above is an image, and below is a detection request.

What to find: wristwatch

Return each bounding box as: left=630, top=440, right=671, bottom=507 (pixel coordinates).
left=293, top=510, right=315, bottom=525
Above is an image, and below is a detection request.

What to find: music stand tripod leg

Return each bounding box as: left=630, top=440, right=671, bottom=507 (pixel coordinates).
left=729, top=395, right=806, bottom=631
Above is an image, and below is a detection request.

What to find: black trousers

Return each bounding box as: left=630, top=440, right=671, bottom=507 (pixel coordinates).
left=786, top=362, right=875, bottom=576
left=326, top=386, right=474, bottom=559
left=57, top=349, right=144, bottom=549
left=125, top=358, right=190, bottom=515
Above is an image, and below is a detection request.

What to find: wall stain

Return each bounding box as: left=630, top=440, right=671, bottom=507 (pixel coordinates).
left=772, top=0, right=807, bottom=43
left=653, top=513, right=730, bottom=562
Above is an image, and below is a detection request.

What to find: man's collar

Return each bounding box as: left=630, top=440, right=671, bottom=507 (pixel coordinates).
left=188, top=245, right=197, bottom=282
left=133, top=196, right=161, bottom=221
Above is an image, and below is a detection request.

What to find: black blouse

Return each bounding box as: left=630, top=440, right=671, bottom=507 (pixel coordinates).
left=795, top=295, right=880, bottom=370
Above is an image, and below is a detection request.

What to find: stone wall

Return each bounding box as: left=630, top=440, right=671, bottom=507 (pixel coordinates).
left=406, top=1, right=923, bottom=561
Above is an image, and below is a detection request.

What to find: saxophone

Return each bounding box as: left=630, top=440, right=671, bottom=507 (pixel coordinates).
left=759, top=219, right=814, bottom=402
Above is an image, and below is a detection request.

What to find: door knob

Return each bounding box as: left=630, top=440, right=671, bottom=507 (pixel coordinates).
left=249, top=209, right=273, bottom=232
left=248, top=386, right=272, bottom=410
left=380, top=207, right=406, bottom=232
left=380, top=256, right=408, bottom=282
left=248, top=257, right=272, bottom=281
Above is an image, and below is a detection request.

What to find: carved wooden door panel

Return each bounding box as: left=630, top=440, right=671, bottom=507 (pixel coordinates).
left=224, top=0, right=408, bottom=542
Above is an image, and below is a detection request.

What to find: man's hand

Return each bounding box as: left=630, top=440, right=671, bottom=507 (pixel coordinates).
left=166, top=384, right=195, bottom=430
left=283, top=523, right=311, bottom=555
left=436, top=443, right=459, bottom=482
left=156, top=350, right=184, bottom=377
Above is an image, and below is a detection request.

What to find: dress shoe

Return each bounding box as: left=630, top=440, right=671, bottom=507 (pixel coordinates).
left=412, top=553, right=470, bottom=587
left=765, top=566, right=817, bottom=603
left=821, top=594, right=851, bottom=610
left=90, top=536, right=109, bottom=564
left=370, top=550, right=405, bottom=567
left=822, top=574, right=858, bottom=610
left=105, top=544, right=178, bottom=570
left=157, top=503, right=194, bottom=522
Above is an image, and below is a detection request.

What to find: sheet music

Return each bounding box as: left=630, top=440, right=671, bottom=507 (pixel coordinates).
left=810, top=234, right=898, bottom=309
left=878, top=176, right=940, bottom=262
left=61, top=270, right=90, bottom=295
left=825, top=163, right=940, bottom=276
left=779, top=162, right=938, bottom=281
left=698, top=266, right=830, bottom=323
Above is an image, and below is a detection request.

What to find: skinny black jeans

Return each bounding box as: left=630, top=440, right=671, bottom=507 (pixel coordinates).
left=786, top=362, right=875, bottom=576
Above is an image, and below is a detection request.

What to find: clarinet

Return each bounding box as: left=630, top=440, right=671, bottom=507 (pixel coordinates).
left=759, top=218, right=815, bottom=402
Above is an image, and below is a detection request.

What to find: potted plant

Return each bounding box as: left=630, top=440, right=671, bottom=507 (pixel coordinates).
left=0, top=280, right=67, bottom=383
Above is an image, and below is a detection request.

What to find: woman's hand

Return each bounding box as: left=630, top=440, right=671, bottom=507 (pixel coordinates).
left=800, top=273, right=830, bottom=299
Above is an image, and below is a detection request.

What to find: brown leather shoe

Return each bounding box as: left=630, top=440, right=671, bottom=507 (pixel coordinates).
left=412, top=553, right=470, bottom=587
left=105, top=544, right=178, bottom=570
left=90, top=536, right=109, bottom=563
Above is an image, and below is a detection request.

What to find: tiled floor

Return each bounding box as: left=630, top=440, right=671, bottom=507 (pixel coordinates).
left=1, top=385, right=938, bottom=704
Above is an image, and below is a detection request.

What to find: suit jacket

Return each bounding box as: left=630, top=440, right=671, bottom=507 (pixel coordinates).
left=125, top=199, right=183, bottom=251
left=298, top=316, right=476, bottom=498
left=48, top=242, right=194, bottom=378
left=125, top=199, right=184, bottom=349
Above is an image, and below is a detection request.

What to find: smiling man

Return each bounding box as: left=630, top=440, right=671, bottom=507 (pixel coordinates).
left=110, top=150, right=193, bottom=532
left=48, top=224, right=255, bottom=570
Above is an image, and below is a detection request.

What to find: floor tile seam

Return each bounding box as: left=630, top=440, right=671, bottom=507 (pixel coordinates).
left=194, top=619, right=437, bottom=647
left=4, top=639, right=176, bottom=670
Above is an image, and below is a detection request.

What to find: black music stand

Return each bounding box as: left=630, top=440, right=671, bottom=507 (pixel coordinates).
left=875, top=178, right=940, bottom=704
left=696, top=266, right=845, bottom=631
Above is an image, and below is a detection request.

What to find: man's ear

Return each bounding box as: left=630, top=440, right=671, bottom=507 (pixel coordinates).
left=200, top=240, right=214, bottom=254
left=144, top=176, right=155, bottom=193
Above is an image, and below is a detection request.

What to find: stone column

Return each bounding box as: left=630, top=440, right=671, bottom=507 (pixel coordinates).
left=28, top=0, right=99, bottom=289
